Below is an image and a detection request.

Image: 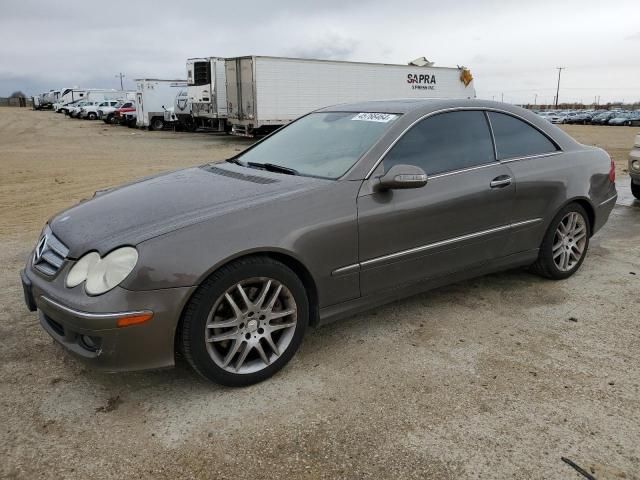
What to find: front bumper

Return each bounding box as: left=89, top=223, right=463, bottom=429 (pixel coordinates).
left=21, top=265, right=195, bottom=372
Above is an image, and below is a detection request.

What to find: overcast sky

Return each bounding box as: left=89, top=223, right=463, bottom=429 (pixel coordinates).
left=1, top=0, right=639, bottom=104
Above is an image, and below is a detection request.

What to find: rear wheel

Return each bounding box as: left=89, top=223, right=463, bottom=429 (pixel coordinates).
left=632, top=182, right=640, bottom=200
left=531, top=203, right=590, bottom=279
left=181, top=256, right=308, bottom=387
left=88, top=112, right=97, bottom=120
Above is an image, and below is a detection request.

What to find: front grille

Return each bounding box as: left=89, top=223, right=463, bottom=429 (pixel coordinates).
left=33, top=226, right=69, bottom=277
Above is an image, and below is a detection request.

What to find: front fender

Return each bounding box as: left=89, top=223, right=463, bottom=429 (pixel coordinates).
left=121, top=180, right=362, bottom=309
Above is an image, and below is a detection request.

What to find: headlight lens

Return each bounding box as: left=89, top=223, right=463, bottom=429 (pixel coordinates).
left=632, top=160, right=640, bottom=171
left=66, top=247, right=138, bottom=295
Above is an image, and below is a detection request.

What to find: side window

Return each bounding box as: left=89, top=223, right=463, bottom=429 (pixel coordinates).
left=488, top=112, right=558, bottom=160
left=383, top=111, right=495, bottom=175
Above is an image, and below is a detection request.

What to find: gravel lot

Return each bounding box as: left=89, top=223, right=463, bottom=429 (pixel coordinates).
left=1, top=108, right=639, bottom=479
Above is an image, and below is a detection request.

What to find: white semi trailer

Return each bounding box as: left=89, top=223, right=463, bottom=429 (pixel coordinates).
left=225, top=56, right=476, bottom=136
left=134, top=79, right=187, bottom=130
left=186, top=57, right=227, bottom=130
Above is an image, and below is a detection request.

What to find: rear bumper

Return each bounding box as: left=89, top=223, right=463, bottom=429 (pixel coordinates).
left=22, top=266, right=195, bottom=372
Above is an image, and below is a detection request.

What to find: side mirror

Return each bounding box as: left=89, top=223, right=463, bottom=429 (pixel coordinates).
left=374, top=164, right=428, bottom=192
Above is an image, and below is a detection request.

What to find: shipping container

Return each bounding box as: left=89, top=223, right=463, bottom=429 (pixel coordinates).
left=225, top=56, right=476, bottom=136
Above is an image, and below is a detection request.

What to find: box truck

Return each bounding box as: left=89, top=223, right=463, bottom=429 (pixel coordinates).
left=225, top=56, right=476, bottom=136
left=134, top=79, right=187, bottom=130
left=186, top=57, right=228, bottom=130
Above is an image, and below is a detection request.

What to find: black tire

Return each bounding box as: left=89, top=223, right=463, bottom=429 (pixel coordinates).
left=88, top=112, right=97, bottom=120
left=632, top=182, right=640, bottom=200
left=530, top=203, right=591, bottom=280
left=150, top=117, right=164, bottom=131
left=181, top=256, right=309, bottom=387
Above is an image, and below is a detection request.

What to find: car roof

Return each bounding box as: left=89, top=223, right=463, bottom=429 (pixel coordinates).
left=317, top=98, right=523, bottom=115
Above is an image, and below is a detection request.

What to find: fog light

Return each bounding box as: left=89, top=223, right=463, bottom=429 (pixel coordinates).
left=80, top=335, right=100, bottom=352
left=632, top=160, right=640, bottom=171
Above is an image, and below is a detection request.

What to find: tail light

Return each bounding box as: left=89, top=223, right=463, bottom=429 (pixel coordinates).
left=608, top=157, right=616, bottom=183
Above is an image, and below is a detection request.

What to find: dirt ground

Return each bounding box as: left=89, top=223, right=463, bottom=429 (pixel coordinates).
left=1, top=107, right=639, bottom=479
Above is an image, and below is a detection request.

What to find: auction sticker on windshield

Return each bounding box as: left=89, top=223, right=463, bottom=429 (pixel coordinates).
left=351, top=112, right=398, bottom=123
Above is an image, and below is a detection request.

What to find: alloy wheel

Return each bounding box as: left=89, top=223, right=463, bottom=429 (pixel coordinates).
left=552, top=212, right=587, bottom=272
left=205, top=277, right=298, bottom=374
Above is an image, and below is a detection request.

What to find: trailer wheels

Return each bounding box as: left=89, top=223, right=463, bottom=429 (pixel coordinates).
left=150, top=118, right=164, bottom=131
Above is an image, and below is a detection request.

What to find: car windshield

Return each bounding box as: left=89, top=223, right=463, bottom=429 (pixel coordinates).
left=235, top=111, right=399, bottom=179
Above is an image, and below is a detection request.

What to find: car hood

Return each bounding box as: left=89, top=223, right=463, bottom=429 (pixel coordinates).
left=49, top=163, right=331, bottom=258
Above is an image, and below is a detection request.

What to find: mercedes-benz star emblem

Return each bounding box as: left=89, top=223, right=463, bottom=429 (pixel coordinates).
left=34, top=235, right=48, bottom=263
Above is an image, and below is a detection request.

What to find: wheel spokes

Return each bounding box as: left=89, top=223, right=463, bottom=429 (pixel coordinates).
left=222, top=339, right=242, bottom=368
left=254, top=280, right=272, bottom=309
left=236, top=284, right=252, bottom=310
left=234, top=343, right=252, bottom=371
left=205, top=277, right=298, bottom=374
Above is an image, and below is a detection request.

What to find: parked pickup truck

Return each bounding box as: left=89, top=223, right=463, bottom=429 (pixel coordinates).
left=110, top=103, right=137, bottom=125
left=99, top=101, right=135, bottom=124
left=630, top=133, right=640, bottom=199
left=80, top=100, right=121, bottom=120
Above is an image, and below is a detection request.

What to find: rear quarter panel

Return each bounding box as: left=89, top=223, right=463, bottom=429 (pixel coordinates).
left=505, top=146, right=615, bottom=254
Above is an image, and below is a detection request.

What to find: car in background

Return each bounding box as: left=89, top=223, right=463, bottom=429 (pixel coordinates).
left=630, top=133, right=640, bottom=199
left=80, top=100, right=121, bottom=120
left=70, top=101, right=103, bottom=118
left=111, top=103, right=137, bottom=125
left=630, top=113, right=640, bottom=127
left=57, top=99, right=83, bottom=115
left=21, top=99, right=617, bottom=386
left=547, top=112, right=566, bottom=124
left=565, top=111, right=595, bottom=125
left=99, top=101, right=134, bottom=124
left=537, top=111, right=562, bottom=123
left=66, top=101, right=91, bottom=117
left=609, top=112, right=640, bottom=127
left=591, top=112, right=617, bottom=125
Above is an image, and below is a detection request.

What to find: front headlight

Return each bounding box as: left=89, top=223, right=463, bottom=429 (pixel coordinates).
left=66, top=247, right=138, bottom=295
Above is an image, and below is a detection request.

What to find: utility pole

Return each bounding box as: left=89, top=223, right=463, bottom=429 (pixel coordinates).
left=115, top=72, right=125, bottom=90
left=555, top=67, right=564, bottom=108
left=534, top=93, right=538, bottom=105
left=501, top=92, right=504, bottom=103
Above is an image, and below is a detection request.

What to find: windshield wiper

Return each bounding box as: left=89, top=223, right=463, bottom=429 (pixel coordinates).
left=226, top=157, right=243, bottom=165
left=247, top=162, right=298, bottom=176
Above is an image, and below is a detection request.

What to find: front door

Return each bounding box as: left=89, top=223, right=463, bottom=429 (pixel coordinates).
left=357, top=110, right=515, bottom=296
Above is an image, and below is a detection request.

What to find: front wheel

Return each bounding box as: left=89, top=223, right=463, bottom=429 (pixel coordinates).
left=181, top=257, right=308, bottom=386
left=632, top=182, right=640, bottom=200
left=88, top=112, right=97, bottom=120
left=531, top=203, right=590, bottom=279
left=150, top=117, right=164, bottom=131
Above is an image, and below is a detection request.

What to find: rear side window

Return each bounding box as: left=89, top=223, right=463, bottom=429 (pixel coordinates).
left=488, top=112, right=558, bottom=160
left=383, top=110, right=495, bottom=175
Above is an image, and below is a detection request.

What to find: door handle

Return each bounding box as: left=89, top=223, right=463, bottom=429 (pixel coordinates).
left=490, top=176, right=512, bottom=188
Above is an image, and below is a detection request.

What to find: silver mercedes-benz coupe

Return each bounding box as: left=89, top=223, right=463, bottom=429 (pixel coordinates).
left=21, top=99, right=617, bottom=386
